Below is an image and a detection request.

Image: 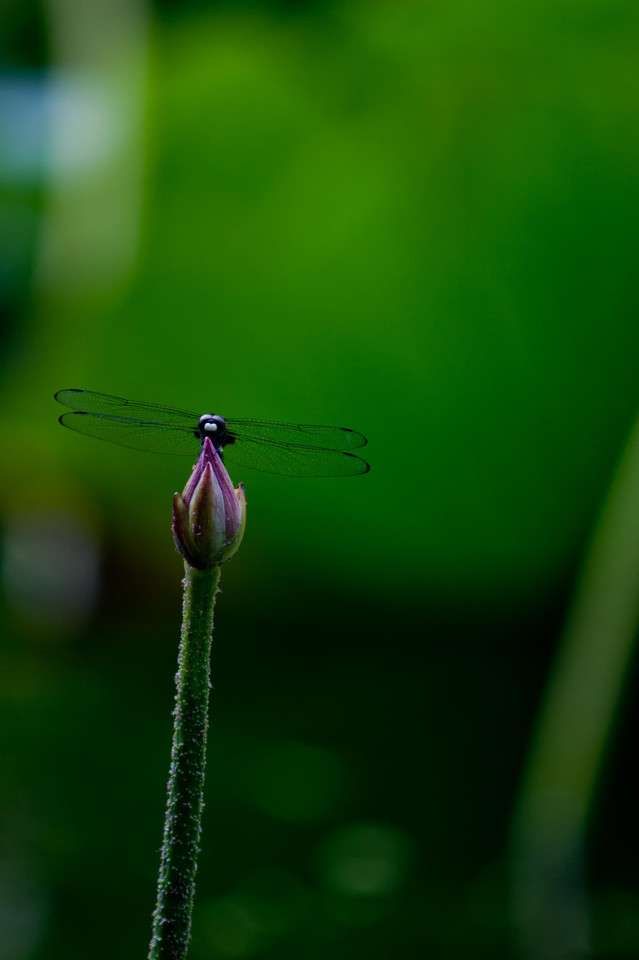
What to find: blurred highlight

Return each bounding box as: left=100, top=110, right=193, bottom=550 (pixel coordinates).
left=315, top=821, right=413, bottom=898
left=2, top=511, right=99, bottom=630
left=0, top=856, right=48, bottom=960
left=198, top=870, right=313, bottom=958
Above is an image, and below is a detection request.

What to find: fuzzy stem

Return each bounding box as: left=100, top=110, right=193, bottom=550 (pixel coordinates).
left=148, top=563, right=221, bottom=960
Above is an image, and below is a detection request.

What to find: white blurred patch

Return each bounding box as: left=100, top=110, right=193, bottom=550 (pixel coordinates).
left=0, top=0, right=151, bottom=295
left=48, top=70, right=128, bottom=183
left=0, top=75, right=48, bottom=183
left=0, top=69, right=126, bottom=179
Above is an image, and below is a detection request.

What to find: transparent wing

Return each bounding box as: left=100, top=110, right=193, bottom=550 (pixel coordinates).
left=226, top=419, right=368, bottom=451
left=58, top=412, right=199, bottom=455
left=55, top=389, right=371, bottom=473
left=223, top=438, right=370, bottom=477
left=55, top=392, right=368, bottom=449
left=55, top=389, right=198, bottom=427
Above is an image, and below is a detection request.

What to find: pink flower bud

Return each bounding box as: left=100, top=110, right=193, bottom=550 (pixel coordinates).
left=172, top=438, right=246, bottom=569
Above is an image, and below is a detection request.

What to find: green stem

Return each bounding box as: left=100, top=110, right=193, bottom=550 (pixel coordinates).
left=148, top=563, right=221, bottom=960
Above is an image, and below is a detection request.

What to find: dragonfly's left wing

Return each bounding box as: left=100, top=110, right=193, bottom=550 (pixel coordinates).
left=58, top=412, right=199, bottom=455
left=55, top=389, right=198, bottom=426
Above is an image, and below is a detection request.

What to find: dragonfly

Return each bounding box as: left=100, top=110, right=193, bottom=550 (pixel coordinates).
left=55, top=389, right=369, bottom=478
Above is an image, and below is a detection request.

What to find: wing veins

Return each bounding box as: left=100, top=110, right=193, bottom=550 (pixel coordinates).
left=227, top=419, right=367, bottom=451
left=55, top=389, right=198, bottom=425
left=223, top=435, right=369, bottom=477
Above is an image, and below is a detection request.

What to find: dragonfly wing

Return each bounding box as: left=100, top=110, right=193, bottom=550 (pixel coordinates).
left=59, top=412, right=199, bottom=455
left=226, top=419, right=368, bottom=451
left=55, top=389, right=198, bottom=426
left=55, top=391, right=370, bottom=472
left=223, top=437, right=370, bottom=477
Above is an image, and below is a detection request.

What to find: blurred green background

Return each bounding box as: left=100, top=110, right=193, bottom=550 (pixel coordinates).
left=2, top=0, right=639, bottom=957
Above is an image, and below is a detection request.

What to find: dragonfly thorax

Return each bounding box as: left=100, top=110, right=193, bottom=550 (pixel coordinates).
left=197, top=414, right=229, bottom=449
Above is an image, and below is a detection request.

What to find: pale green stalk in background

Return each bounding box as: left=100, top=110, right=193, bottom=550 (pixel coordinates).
left=510, top=411, right=639, bottom=959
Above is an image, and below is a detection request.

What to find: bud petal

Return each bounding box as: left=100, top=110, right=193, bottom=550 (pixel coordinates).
left=172, top=438, right=246, bottom=569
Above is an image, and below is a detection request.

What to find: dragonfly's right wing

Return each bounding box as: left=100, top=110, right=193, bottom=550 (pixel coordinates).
left=223, top=437, right=370, bottom=477
left=58, top=412, right=199, bottom=455
left=226, top=419, right=368, bottom=451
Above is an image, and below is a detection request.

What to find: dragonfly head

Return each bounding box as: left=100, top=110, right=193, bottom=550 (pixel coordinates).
left=197, top=414, right=228, bottom=450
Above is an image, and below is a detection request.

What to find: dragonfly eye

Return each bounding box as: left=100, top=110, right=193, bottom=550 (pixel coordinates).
left=198, top=414, right=228, bottom=446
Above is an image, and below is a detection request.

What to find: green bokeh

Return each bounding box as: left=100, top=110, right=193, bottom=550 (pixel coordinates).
left=1, top=1, right=639, bottom=957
